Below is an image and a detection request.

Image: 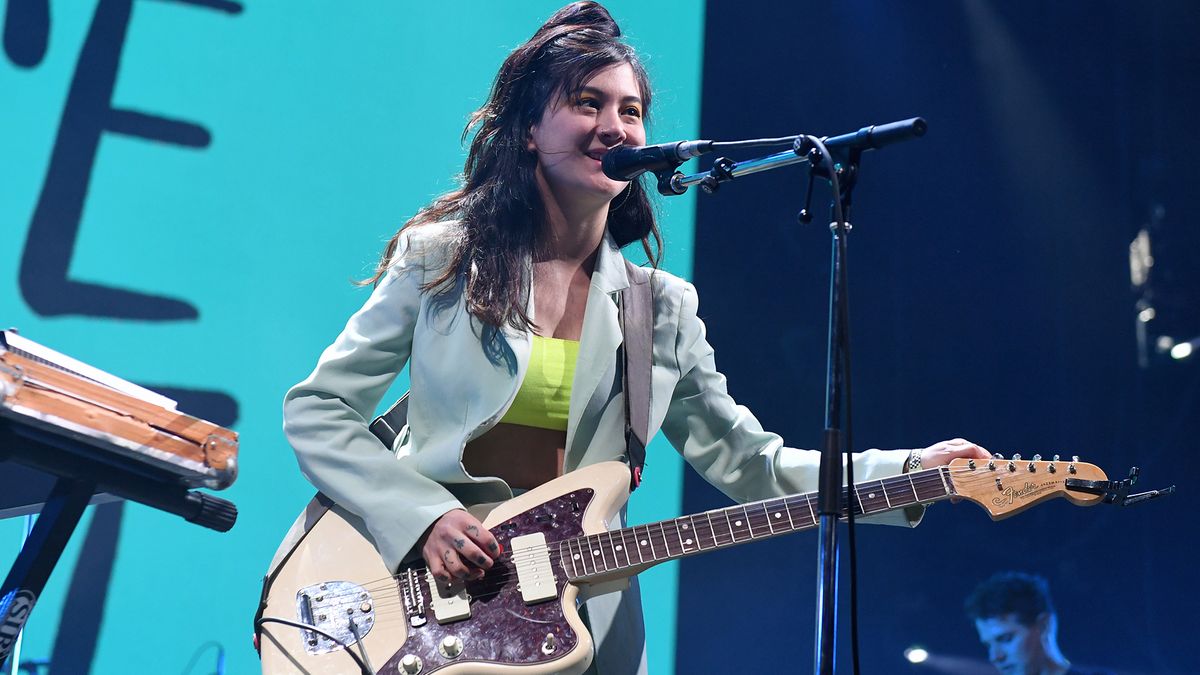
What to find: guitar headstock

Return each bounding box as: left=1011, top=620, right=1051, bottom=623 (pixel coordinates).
left=947, top=454, right=1108, bottom=520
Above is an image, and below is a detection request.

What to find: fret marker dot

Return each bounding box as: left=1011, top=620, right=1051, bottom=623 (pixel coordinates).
left=573, top=554, right=580, bottom=560
left=774, top=512, right=782, bottom=519
left=592, top=550, right=600, bottom=557
left=681, top=523, right=689, bottom=530
left=735, top=520, right=742, bottom=526
left=868, top=493, right=876, bottom=499
left=640, top=540, right=647, bottom=546
left=615, top=545, right=623, bottom=552
left=685, top=539, right=693, bottom=545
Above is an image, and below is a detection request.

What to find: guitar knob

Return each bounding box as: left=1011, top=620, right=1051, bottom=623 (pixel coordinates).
left=1013, top=453, right=1022, bottom=461
left=993, top=453, right=1004, bottom=459
left=1053, top=454, right=1061, bottom=462
left=439, top=635, right=464, bottom=659
left=400, top=654, right=423, bottom=674
left=1033, top=454, right=1043, bottom=462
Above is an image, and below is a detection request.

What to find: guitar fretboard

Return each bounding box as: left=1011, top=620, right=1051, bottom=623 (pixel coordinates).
left=559, top=466, right=953, bottom=581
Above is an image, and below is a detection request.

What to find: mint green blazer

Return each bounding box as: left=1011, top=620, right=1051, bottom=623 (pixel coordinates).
left=283, top=221, right=918, bottom=571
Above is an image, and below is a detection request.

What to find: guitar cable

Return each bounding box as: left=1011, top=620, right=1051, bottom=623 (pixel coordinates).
left=254, top=616, right=372, bottom=675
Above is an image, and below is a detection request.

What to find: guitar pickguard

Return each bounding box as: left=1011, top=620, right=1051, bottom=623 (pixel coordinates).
left=379, top=489, right=595, bottom=674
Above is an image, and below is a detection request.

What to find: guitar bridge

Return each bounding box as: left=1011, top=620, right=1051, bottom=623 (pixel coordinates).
left=295, top=581, right=375, bottom=655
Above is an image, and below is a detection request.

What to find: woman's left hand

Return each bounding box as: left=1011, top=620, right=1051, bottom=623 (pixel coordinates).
left=918, top=438, right=991, bottom=467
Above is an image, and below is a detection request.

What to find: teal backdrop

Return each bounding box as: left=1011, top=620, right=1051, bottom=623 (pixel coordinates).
left=1, top=2, right=703, bottom=672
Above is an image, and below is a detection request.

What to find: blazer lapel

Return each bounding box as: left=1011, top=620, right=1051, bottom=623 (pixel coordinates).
left=565, top=233, right=629, bottom=460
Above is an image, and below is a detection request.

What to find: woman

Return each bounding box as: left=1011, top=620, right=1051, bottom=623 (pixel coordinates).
left=282, top=2, right=989, bottom=672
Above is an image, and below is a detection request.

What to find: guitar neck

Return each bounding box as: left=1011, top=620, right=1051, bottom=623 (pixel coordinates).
left=561, top=466, right=954, bottom=581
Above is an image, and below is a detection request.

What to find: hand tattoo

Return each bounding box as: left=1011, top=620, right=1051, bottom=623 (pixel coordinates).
left=466, top=525, right=480, bottom=535
left=488, top=541, right=499, bottom=553
left=454, top=537, right=466, bottom=550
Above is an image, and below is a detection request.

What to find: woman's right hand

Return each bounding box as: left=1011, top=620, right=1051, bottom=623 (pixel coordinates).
left=419, top=509, right=502, bottom=581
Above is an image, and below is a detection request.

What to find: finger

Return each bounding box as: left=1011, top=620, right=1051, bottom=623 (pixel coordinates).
left=448, top=534, right=492, bottom=572
left=425, top=553, right=449, bottom=582
left=463, top=523, right=502, bottom=560
left=441, top=549, right=473, bottom=580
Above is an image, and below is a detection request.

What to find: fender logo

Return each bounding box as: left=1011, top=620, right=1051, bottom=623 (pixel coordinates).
left=992, top=481, right=1056, bottom=507
left=0, top=589, right=38, bottom=658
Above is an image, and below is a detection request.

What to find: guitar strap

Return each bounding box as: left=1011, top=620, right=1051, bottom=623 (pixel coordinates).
left=620, top=259, right=653, bottom=490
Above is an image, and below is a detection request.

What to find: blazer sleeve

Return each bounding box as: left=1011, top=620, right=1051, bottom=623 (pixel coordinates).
left=659, top=281, right=923, bottom=527
left=283, top=230, right=465, bottom=571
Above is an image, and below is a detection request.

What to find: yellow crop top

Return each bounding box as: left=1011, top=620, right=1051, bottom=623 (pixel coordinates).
left=498, top=335, right=580, bottom=431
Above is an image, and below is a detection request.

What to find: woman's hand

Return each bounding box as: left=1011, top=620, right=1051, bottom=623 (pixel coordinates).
left=918, top=438, right=991, bottom=467
left=420, top=509, right=502, bottom=582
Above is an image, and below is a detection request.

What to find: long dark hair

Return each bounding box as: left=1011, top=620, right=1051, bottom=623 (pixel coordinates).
left=365, top=2, right=661, bottom=333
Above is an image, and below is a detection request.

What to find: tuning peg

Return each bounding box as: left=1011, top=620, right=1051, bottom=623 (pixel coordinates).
left=1013, top=453, right=1022, bottom=461
left=1033, top=454, right=1042, bottom=461
left=1053, top=454, right=1061, bottom=462
left=1072, top=455, right=1080, bottom=463
left=967, top=459, right=977, bottom=470
left=993, top=453, right=1004, bottom=459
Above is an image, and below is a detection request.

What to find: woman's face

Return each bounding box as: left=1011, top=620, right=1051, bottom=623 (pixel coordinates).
left=528, top=62, right=647, bottom=210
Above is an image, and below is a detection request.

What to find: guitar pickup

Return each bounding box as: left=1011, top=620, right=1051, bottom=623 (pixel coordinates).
left=510, top=532, right=557, bottom=604
left=425, top=572, right=472, bottom=623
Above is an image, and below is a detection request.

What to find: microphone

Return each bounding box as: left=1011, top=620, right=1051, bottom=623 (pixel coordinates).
left=601, top=140, right=713, bottom=181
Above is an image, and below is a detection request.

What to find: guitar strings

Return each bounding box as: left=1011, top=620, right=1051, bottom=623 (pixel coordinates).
left=348, top=467, right=987, bottom=599
left=356, top=482, right=1058, bottom=616
left=334, top=466, right=1073, bottom=611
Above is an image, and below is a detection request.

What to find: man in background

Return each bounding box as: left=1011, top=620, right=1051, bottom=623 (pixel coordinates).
left=965, top=572, right=1110, bottom=675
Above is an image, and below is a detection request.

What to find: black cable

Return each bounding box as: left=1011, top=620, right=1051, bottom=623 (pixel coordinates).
left=178, top=640, right=224, bottom=675
left=254, top=616, right=371, bottom=675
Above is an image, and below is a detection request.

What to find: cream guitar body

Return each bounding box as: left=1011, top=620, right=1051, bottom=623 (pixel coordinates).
left=259, top=462, right=633, bottom=675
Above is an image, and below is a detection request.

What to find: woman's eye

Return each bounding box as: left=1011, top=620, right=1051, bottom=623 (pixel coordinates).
left=623, top=107, right=643, bottom=118
left=577, top=97, right=600, bottom=110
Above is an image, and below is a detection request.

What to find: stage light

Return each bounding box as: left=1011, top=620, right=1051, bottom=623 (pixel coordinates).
left=904, top=646, right=930, bottom=664
left=1171, top=340, right=1194, bottom=360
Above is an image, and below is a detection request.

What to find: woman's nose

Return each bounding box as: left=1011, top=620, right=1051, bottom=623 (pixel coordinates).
left=596, top=110, right=626, bottom=146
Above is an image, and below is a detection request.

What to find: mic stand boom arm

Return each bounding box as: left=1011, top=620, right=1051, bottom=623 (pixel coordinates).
left=655, top=117, right=927, bottom=196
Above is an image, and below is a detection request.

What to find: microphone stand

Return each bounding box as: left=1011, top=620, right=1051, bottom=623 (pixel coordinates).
left=813, top=135, right=853, bottom=675
left=654, top=118, right=927, bottom=675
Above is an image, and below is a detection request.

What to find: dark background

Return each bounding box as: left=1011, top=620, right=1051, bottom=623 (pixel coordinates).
left=677, top=1, right=1198, bottom=673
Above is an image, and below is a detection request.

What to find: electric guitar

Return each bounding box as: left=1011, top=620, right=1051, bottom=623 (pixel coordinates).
left=256, top=456, right=1110, bottom=674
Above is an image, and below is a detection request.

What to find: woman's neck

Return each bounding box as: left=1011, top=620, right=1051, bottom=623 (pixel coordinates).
left=535, top=182, right=608, bottom=267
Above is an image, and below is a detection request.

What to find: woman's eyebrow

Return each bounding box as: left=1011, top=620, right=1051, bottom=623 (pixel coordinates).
left=578, top=86, right=643, bottom=105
